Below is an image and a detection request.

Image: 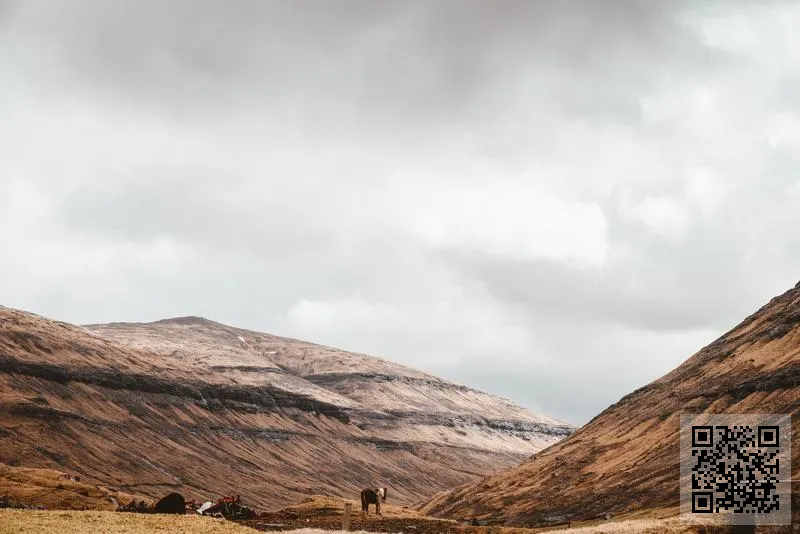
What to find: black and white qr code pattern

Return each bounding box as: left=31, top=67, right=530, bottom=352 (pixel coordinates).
left=691, top=424, right=781, bottom=514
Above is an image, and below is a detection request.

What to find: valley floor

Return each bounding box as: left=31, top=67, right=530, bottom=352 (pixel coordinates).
left=0, top=469, right=789, bottom=534
left=238, top=497, right=754, bottom=534
left=0, top=509, right=754, bottom=534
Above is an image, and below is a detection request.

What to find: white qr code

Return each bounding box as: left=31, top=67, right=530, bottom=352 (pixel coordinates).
left=680, top=414, right=792, bottom=526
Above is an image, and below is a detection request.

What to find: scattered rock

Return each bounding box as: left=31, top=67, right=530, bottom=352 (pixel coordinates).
left=153, top=492, right=186, bottom=514
left=0, top=495, right=47, bottom=510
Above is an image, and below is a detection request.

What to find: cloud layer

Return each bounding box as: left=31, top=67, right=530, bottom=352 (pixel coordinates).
left=2, top=0, right=799, bottom=424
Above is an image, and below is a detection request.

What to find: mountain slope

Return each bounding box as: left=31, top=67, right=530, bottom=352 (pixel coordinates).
left=420, top=281, right=800, bottom=527
left=0, top=306, right=573, bottom=510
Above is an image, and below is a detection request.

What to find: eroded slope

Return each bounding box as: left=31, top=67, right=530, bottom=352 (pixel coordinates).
left=0, top=307, right=572, bottom=510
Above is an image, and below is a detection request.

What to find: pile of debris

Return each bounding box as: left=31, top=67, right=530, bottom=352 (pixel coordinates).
left=116, top=492, right=255, bottom=520
left=197, top=495, right=256, bottom=520
left=117, top=492, right=185, bottom=514
left=0, top=495, right=47, bottom=510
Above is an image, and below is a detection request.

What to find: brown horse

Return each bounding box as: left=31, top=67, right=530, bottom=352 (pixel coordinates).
left=360, top=487, right=387, bottom=515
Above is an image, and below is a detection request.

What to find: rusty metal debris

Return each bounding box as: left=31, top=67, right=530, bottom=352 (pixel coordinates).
left=116, top=492, right=255, bottom=520
left=199, top=495, right=256, bottom=520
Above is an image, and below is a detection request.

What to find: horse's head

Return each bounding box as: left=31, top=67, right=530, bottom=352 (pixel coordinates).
left=378, top=487, right=387, bottom=502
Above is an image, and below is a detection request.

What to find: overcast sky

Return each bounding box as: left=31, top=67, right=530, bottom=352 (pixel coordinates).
left=2, top=0, right=800, bottom=425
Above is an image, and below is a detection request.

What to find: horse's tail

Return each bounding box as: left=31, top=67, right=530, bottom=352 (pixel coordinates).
left=360, top=490, right=367, bottom=512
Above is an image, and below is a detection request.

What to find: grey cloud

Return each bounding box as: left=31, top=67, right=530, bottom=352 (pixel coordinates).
left=446, top=178, right=800, bottom=336
left=2, top=0, right=800, bottom=424
left=2, top=0, right=718, bottom=126
left=446, top=255, right=724, bottom=333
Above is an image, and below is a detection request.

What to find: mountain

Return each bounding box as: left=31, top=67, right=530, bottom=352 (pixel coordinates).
left=420, top=281, right=800, bottom=527
left=0, top=306, right=573, bottom=510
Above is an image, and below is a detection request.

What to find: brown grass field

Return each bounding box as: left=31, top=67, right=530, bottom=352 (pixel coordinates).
left=237, top=496, right=729, bottom=534
left=0, top=493, right=761, bottom=534
left=0, top=509, right=259, bottom=534
left=0, top=477, right=783, bottom=534
left=0, top=478, right=778, bottom=534
left=239, top=497, right=749, bottom=534
left=0, top=510, right=740, bottom=534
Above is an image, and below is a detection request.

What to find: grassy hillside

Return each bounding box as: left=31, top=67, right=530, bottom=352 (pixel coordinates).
left=1, top=306, right=571, bottom=510
left=0, top=462, right=145, bottom=511
left=421, top=281, right=800, bottom=526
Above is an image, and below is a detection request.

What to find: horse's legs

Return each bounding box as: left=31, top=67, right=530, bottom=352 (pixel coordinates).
left=376, top=502, right=381, bottom=516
